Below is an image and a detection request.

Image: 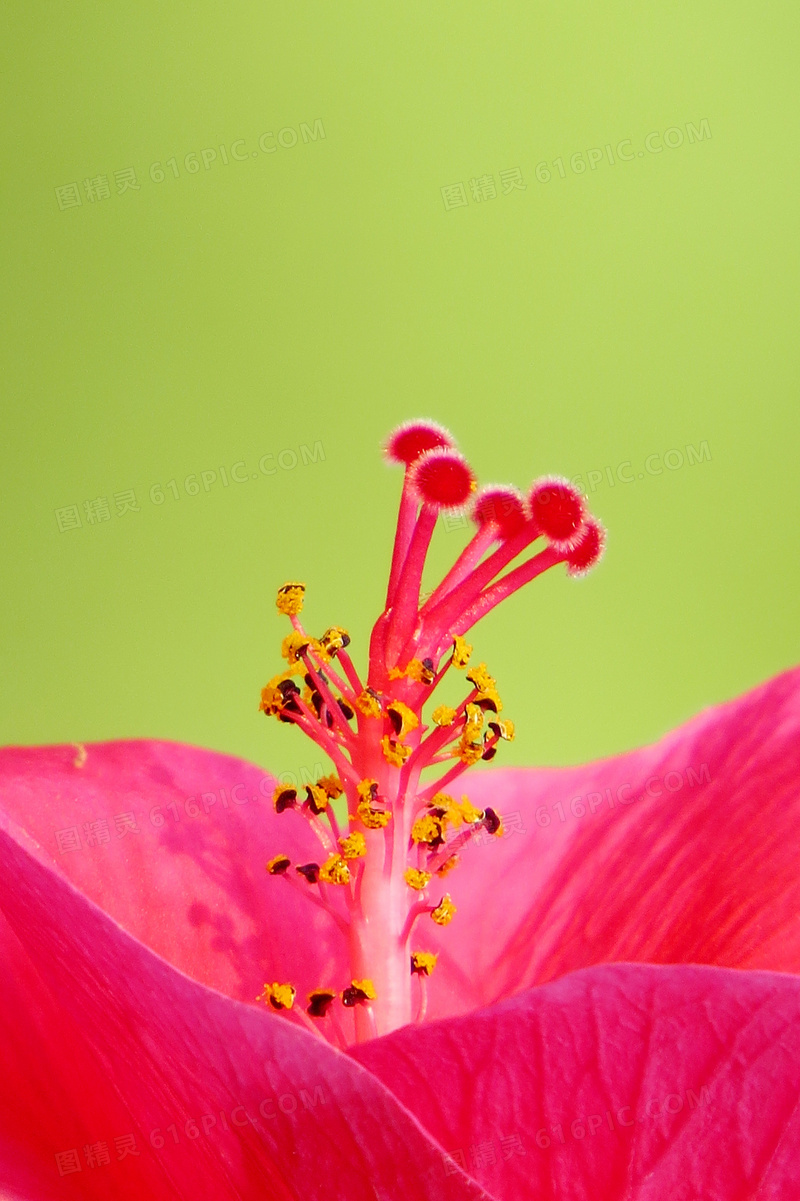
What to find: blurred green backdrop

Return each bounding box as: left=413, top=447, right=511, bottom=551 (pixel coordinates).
left=1, top=2, right=798, bottom=780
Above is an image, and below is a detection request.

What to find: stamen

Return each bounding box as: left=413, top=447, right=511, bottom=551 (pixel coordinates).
left=319, top=626, right=351, bottom=656
left=381, top=736, right=412, bottom=767
left=410, top=951, right=438, bottom=976
left=307, top=988, right=337, bottom=1018
left=354, top=688, right=383, bottom=719
left=483, top=807, right=502, bottom=835
left=259, top=419, right=604, bottom=1043
left=404, top=867, right=432, bottom=890
left=339, top=831, right=367, bottom=859
left=341, top=979, right=377, bottom=1006
left=386, top=700, right=419, bottom=739
left=266, top=853, right=291, bottom=875
left=275, top=582, right=306, bottom=616
left=319, top=854, right=351, bottom=886
left=318, top=774, right=344, bottom=799
left=296, top=863, right=320, bottom=883
left=305, top=783, right=330, bottom=815
left=411, top=814, right=445, bottom=847
left=451, top=636, right=473, bottom=669
left=257, top=982, right=296, bottom=1010
left=273, top=785, right=298, bottom=814
left=430, top=894, right=457, bottom=926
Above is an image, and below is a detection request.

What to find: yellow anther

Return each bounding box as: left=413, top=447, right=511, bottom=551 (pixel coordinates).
left=410, top=951, right=438, bottom=976
left=458, top=796, right=484, bottom=824
left=386, top=700, right=419, bottom=740
left=431, top=704, right=457, bottom=727
left=452, top=635, right=473, bottom=669
left=339, top=831, right=367, bottom=859
left=305, top=783, right=329, bottom=815
left=355, top=689, right=383, bottom=719
left=454, top=738, right=484, bottom=766
left=341, top=978, right=377, bottom=1007
left=489, top=718, right=515, bottom=742
left=466, top=662, right=502, bottom=712
left=273, top=784, right=298, bottom=813
left=260, top=683, right=284, bottom=717
left=431, top=894, right=457, bottom=926
left=381, top=736, right=412, bottom=767
left=411, top=813, right=444, bottom=846
left=465, top=662, right=494, bottom=691
left=319, top=854, right=351, bottom=885
left=463, top=702, right=485, bottom=739
left=355, top=780, right=390, bottom=826
left=259, top=671, right=298, bottom=716
left=317, top=773, right=344, bottom=799
left=319, top=626, right=351, bottom=657
left=405, top=658, right=435, bottom=685
left=357, top=778, right=379, bottom=802
left=276, top=582, right=305, bottom=616
left=266, top=853, right=291, bottom=875
left=428, top=792, right=462, bottom=829
left=357, top=798, right=391, bottom=828
left=436, top=854, right=460, bottom=876
left=281, top=631, right=312, bottom=664
left=404, top=867, right=432, bottom=890
left=257, top=981, right=296, bottom=1010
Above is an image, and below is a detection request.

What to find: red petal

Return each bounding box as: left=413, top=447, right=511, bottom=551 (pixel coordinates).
left=353, top=962, right=800, bottom=1199
left=0, top=825, right=490, bottom=1200
left=0, top=739, right=348, bottom=1008
left=423, top=666, right=800, bottom=1017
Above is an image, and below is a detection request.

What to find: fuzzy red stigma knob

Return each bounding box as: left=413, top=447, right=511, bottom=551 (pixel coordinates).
left=409, top=448, right=477, bottom=510
left=566, top=518, right=606, bottom=576
left=384, top=420, right=455, bottom=467
left=529, top=477, right=587, bottom=550
left=472, top=486, right=528, bottom=539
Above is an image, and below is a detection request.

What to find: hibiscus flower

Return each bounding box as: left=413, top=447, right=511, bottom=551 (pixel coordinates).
left=1, top=420, right=798, bottom=1200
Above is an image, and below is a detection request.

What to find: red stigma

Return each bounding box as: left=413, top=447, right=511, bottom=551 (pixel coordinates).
left=566, top=519, right=606, bottom=576
left=529, top=477, right=587, bottom=549
left=384, top=420, right=455, bottom=466
left=472, top=487, right=528, bottom=539
left=410, top=449, right=476, bottom=510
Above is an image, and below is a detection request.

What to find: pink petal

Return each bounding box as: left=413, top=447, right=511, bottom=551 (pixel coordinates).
left=352, top=961, right=800, bottom=1200
left=0, top=824, right=490, bottom=1201
left=0, top=739, right=347, bottom=1008
left=421, top=666, right=800, bottom=1018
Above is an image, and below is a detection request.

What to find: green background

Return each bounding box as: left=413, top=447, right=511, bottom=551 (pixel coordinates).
left=2, top=3, right=798, bottom=780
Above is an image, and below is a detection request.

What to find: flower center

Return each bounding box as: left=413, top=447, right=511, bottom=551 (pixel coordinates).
left=258, top=420, right=605, bottom=1044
